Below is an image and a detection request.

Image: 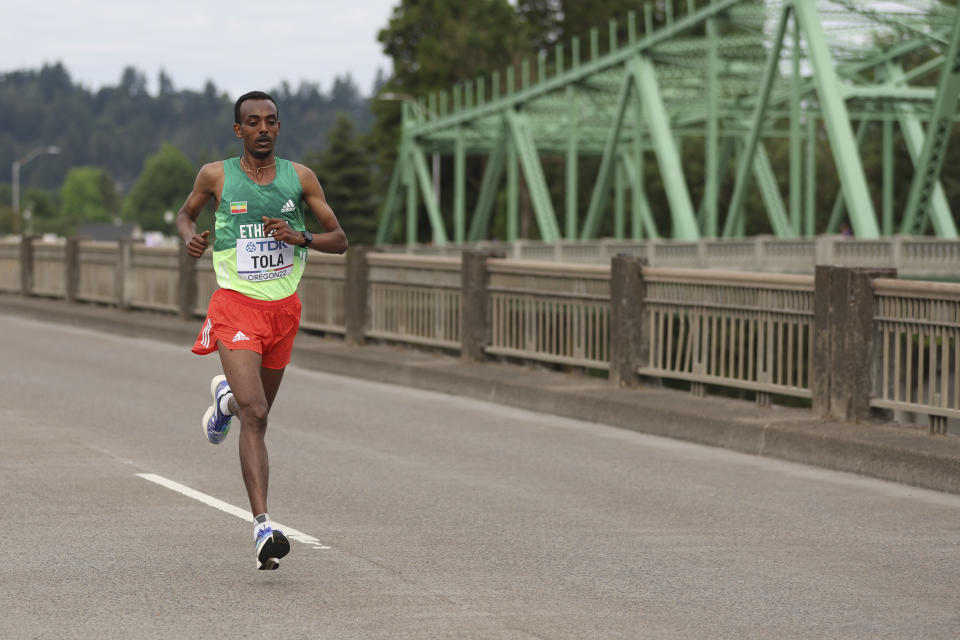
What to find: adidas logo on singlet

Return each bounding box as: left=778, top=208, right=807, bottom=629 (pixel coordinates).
left=280, top=199, right=295, bottom=213
left=232, top=331, right=251, bottom=342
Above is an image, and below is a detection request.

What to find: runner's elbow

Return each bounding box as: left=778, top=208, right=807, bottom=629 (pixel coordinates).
left=334, top=230, right=348, bottom=254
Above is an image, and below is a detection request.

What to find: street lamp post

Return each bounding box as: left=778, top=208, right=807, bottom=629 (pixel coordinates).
left=12, top=145, right=61, bottom=235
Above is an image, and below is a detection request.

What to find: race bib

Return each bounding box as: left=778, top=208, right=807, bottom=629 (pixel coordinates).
left=235, top=237, right=294, bottom=282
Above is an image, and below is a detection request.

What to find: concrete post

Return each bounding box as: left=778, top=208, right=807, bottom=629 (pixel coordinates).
left=20, top=235, right=34, bottom=296
left=461, top=249, right=503, bottom=361
left=609, top=255, right=648, bottom=387
left=812, top=265, right=835, bottom=418
left=65, top=237, right=81, bottom=303
left=177, top=243, right=198, bottom=320
left=754, top=235, right=768, bottom=271
left=891, top=235, right=903, bottom=273
left=815, top=234, right=834, bottom=266
left=812, top=265, right=896, bottom=422
left=344, top=246, right=375, bottom=346
left=696, top=238, right=708, bottom=268
left=115, top=238, right=133, bottom=310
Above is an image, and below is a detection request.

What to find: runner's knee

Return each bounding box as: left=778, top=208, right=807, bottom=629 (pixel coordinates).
left=238, top=400, right=269, bottom=430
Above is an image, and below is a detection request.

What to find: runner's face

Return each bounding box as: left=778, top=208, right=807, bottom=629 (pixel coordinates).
left=235, top=99, right=279, bottom=159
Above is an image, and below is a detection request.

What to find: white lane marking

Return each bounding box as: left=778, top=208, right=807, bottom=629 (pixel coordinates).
left=137, top=473, right=331, bottom=549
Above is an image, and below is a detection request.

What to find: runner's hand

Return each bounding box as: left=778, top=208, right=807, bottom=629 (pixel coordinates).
left=186, top=230, right=210, bottom=258
left=262, top=216, right=302, bottom=246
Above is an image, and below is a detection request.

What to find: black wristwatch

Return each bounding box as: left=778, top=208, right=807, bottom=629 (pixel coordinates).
left=300, top=229, right=313, bottom=248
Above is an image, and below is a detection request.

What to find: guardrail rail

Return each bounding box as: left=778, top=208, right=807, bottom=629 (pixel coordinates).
left=873, top=278, right=960, bottom=433
left=487, top=259, right=611, bottom=369
left=366, top=253, right=462, bottom=349
left=640, top=268, right=815, bottom=400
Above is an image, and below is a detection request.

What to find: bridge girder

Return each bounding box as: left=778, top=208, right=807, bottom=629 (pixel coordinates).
left=378, top=0, right=960, bottom=245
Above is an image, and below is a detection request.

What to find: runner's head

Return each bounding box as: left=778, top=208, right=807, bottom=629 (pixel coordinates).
left=234, top=91, right=279, bottom=160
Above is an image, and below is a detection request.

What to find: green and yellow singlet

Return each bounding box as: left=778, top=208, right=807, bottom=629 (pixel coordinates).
left=211, top=157, right=307, bottom=300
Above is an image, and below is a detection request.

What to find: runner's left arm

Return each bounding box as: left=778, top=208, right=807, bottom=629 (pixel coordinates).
left=262, top=165, right=348, bottom=254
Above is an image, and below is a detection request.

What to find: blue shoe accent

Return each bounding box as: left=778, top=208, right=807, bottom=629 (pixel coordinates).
left=255, top=526, right=290, bottom=570
left=201, top=374, right=232, bottom=444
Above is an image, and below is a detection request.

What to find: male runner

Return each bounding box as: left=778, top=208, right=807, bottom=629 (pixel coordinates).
left=175, top=90, right=348, bottom=570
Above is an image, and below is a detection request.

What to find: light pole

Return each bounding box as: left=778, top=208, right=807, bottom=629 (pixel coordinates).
left=377, top=92, right=441, bottom=206
left=12, top=145, right=61, bottom=235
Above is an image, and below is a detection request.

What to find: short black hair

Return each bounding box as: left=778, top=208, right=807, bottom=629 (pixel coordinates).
left=234, top=91, right=278, bottom=123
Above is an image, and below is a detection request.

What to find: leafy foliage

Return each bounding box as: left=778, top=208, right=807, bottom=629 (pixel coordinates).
left=304, top=113, right=379, bottom=245
left=121, top=144, right=197, bottom=232
left=1, top=63, right=373, bottom=193
left=60, top=167, right=118, bottom=233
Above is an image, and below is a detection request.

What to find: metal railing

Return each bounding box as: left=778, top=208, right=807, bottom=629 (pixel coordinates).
left=194, top=260, right=217, bottom=317
left=873, top=278, right=960, bottom=432
left=129, top=244, right=179, bottom=313
left=0, top=239, right=20, bottom=292
left=366, top=253, right=462, bottom=349
left=31, top=239, right=67, bottom=297
left=640, top=268, right=815, bottom=399
left=487, top=259, right=611, bottom=369
left=4, top=238, right=958, bottom=429
left=76, top=242, right=118, bottom=304
left=299, top=254, right=347, bottom=334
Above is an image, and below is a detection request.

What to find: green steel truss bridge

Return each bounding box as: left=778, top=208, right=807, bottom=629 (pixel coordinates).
left=375, top=0, right=960, bottom=245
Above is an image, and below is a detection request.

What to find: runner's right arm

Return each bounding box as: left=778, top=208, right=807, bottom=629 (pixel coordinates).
left=176, top=162, right=223, bottom=258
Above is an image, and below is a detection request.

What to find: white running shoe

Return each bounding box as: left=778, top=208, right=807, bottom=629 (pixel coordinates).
left=201, top=374, right=232, bottom=444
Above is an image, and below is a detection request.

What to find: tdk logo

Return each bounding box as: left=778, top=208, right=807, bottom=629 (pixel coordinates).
left=247, top=239, right=288, bottom=251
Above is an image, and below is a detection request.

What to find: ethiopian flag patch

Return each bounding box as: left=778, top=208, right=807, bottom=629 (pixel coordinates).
left=230, top=201, right=247, bottom=214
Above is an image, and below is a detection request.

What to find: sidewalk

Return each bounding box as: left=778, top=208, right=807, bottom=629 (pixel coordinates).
left=5, top=291, right=960, bottom=495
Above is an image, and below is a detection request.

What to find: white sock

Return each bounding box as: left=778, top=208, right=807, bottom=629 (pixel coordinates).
left=254, top=513, right=271, bottom=540
left=219, top=392, right=234, bottom=416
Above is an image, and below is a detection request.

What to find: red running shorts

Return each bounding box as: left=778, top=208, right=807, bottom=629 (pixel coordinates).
left=192, top=288, right=302, bottom=369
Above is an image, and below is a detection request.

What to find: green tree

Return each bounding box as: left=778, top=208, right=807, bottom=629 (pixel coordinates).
left=305, top=113, right=378, bottom=245
left=371, top=0, right=527, bottom=239
left=21, top=187, right=61, bottom=235
left=121, top=144, right=195, bottom=232
left=0, top=64, right=372, bottom=193
left=0, top=184, right=12, bottom=235
left=372, top=0, right=525, bottom=163
left=61, top=167, right=115, bottom=233
left=378, top=0, right=524, bottom=96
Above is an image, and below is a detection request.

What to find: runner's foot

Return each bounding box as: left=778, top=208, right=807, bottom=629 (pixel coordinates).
left=202, top=374, right=233, bottom=444
left=255, top=527, right=290, bottom=570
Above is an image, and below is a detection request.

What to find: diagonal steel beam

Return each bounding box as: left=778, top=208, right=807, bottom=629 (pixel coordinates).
left=375, top=148, right=405, bottom=245
left=505, top=110, right=561, bottom=242
left=793, top=0, right=880, bottom=238
left=580, top=66, right=634, bottom=239
left=630, top=56, right=699, bottom=240
left=406, top=0, right=742, bottom=138
left=752, top=142, right=792, bottom=237
left=467, top=131, right=508, bottom=242
left=410, top=141, right=449, bottom=245
left=886, top=63, right=958, bottom=238
left=900, top=11, right=960, bottom=238
left=826, top=118, right=870, bottom=234
left=722, top=6, right=790, bottom=238
left=618, top=149, right=660, bottom=239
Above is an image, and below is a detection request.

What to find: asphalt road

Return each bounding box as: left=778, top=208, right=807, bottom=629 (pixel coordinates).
left=2, top=313, right=960, bottom=639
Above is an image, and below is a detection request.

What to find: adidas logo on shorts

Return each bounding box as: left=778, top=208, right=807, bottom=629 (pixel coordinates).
left=232, top=331, right=251, bottom=342
left=280, top=199, right=295, bottom=213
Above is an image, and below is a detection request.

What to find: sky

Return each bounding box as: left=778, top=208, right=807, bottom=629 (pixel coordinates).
left=1, top=0, right=399, bottom=98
